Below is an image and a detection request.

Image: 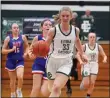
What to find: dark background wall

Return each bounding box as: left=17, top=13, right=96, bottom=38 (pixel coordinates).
left=1, top=10, right=109, bottom=41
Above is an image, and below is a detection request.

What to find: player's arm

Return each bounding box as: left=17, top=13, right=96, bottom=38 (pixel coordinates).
left=45, top=27, right=55, bottom=46
left=74, top=27, right=84, bottom=56
left=2, top=36, right=16, bottom=54
left=98, top=45, right=107, bottom=63
left=30, top=36, right=38, bottom=48
left=76, top=45, right=85, bottom=65
left=28, top=36, right=38, bottom=59
left=22, top=35, right=29, bottom=56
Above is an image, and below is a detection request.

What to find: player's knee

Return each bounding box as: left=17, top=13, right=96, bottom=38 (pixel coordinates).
left=83, top=81, right=89, bottom=88
left=52, top=83, right=61, bottom=93
left=90, top=81, right=95, bottom=87
left=17, top=74, right=23, bottom=80
left=32, top=85, right=41, bottom=92
left=41, top=88, right=50, bottom=97
left=10, top=79, right=16, bottom=87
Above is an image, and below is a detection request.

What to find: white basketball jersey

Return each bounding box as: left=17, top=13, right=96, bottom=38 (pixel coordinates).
left=50, top=24, right=76, bottom=58
left=84, top=43, right=99, bottom=63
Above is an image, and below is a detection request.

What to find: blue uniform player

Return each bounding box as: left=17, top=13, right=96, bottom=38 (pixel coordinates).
left=28, top=19, right=52, bottom=97
left=2, top=23, right=29, bottom=98
left=32, top=35, right=47, bottom=79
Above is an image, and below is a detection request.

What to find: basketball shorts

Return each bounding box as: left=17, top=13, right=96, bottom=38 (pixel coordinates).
left=5, top=59, right=24, bottom=71
left=81, top=62, right=99, bottom=77
left=46, top=56, right=73, bottom=80
left=32, top=62, right=47, bottom=80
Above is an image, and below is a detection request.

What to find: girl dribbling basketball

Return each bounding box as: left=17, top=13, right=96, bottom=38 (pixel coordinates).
left=28, top=19, right=52, bottom=97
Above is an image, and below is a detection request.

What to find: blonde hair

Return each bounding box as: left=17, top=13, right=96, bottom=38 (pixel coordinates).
left=59, top=7, right=73, bottom=16
left=52, top=14, right=60, bottom=24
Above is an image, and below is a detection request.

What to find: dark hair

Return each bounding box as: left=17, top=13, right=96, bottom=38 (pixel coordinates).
left=41, top=18, right=52, bottom=27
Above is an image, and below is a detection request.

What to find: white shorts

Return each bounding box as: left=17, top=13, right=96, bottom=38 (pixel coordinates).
left=81, top=62, right=99, bottom=77
left=46, top=56, right=73, bottom=80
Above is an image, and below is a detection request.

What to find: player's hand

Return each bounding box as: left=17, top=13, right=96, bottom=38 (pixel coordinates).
left=28, top=48, right=36, bottom=59
left=79, top=60, right=85, bottom=66
left=81, top=54, right=88, bottom=64
left=103, top=58, right=107, bottom=63
left=12, top=46, right=16, bottom=51
left=23, top=52, right=28, bottom=58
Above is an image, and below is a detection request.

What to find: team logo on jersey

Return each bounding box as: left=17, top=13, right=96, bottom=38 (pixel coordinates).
left=82, top=71, right=88, bottom=77
left=47, top=72, right=52, bottom=79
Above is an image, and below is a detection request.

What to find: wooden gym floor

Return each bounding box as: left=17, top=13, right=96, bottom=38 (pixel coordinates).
left=1, top=82, right=109, bottom=98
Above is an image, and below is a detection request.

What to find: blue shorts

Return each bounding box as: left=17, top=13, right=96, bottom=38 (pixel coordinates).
left=32, top=62, right=47, bottom=80
left=5, top=59, right=24, bottom=71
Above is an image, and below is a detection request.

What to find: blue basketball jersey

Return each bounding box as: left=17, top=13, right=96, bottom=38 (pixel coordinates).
left=34, top=34, right=47, bottom=67
left=7, top=34, right=24, bottom=60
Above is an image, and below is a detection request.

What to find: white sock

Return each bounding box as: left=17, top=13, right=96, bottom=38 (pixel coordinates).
left=11, top=92, right=16, bottom=96
left=17, top=88, right=21, bottom=91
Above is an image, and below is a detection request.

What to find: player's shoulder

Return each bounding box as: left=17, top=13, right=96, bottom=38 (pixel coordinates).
left=5, top=36, right=10, bottom=41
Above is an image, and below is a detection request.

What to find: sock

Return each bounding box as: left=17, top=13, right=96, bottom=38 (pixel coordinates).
left=17, top=88, right=21, bottom=91
left=87, top=93, right=90, bottom=96
left=11, top=92, right=16, bottom=96
left=66, top=79, right=71, bottom=89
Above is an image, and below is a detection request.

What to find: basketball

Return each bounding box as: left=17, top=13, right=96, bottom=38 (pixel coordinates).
left=32, top=40, right=49, bottom=57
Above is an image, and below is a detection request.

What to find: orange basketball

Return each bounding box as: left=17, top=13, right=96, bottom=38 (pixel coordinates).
left=32, top=40, right=49, bottom=57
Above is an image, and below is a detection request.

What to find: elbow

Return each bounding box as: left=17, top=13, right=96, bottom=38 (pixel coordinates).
left=2, top=49, right=5, bottom=54
left=2, top=49, right=7, bottom=54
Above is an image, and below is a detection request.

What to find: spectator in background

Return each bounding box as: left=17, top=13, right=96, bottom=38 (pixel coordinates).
left=81, top=9, right=94, bottom=23
left=80, top=9, right=95, bottom=41
left=70, top=12, right=80, bottom=27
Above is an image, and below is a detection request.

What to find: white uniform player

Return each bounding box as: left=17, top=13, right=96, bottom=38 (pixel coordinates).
left=45, top=7, right=88, bottom=97
left=82, top=43, right=99, bottom=77
left=79, top=32, right=107, bottom=98
left=46, top=24, right=76, bottom=79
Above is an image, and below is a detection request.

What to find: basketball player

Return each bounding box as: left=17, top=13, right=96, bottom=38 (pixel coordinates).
left=28, top=19, right=52, bottom=97
left=2, top=23, right=29, bottom=97
left=45, top=7, right=88, bottom=97
left=79, top=32, right=107, bottom=98
left=53, top=12, right=80, bottom=97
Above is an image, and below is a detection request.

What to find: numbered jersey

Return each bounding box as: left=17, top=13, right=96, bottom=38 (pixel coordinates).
left=84, top=43, right=99, bottom=63
left=7, top=34, right=24, bottom=60
left=50, top=24, right=76, bottom=58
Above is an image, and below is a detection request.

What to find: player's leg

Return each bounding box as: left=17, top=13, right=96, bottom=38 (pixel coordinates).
left=86, top=75, right=97, bottom=98
left=80, top=64, right=90, bottom=90
left=41, top=78, right=50, bottom=97
left=49, top=58, right=73, bottom=97
left=40, top=68, right=50, bottom=97
left=86, top=63, right=98, bottom=98
left=46, top=56, right=57, bottom=94
left=49, top=73, right=69, bottom=97
left=30, top=74, right=43, bottom=97
left=8, top=71, right=17, bottom=97
left=30, top=62, right=45, bottom=97
left=16, top=60, right=24, bottom=97
left=5, top=59, right=17, bottom=97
